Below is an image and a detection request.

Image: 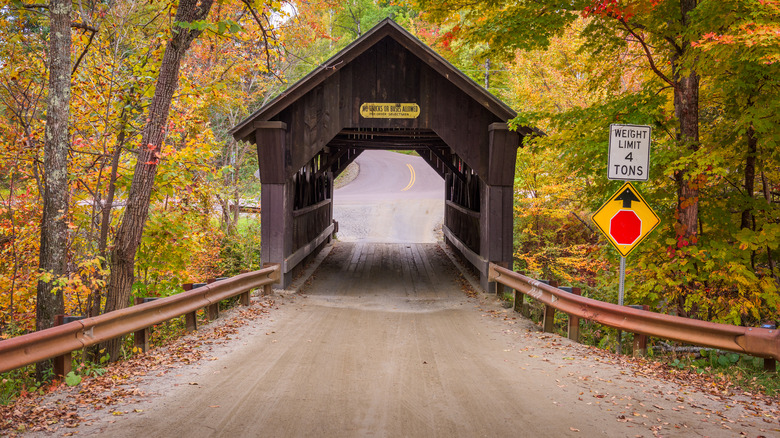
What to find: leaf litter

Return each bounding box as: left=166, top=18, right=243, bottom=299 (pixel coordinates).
left=0, top=296, right=275, bottom=436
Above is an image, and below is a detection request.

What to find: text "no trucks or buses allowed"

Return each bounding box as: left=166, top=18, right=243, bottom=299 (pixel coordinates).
left=608, top=124, right=651, bottom=181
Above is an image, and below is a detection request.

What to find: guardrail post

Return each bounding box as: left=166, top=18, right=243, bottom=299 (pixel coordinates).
left=512, top=288, right=524, bottom=315
left=52, top=315, right=72, bottom=377
left=632, top=305, right=650, bottom=356
left=563, top=287, right=581, bottom=343
left=761, top=322, right=777, bottom=372
left=207, top=303, right=219, bottom=320
left=542, top=280, right=558, bottom=333
left=133, top=297, right=150, bottom=353
left=206, top=278, right=220, bottom=320
left=185, top=312, right=198, bottom=331
left=262, top=263, right=275, bottom=296
left=182, top=283, right=199, bottom=331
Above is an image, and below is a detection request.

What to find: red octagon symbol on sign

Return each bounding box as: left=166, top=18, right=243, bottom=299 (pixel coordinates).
left=610, top=210, right=641, bottom=245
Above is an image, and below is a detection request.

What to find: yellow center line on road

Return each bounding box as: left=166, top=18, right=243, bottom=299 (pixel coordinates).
left=401, top=164, right=416, bottom=191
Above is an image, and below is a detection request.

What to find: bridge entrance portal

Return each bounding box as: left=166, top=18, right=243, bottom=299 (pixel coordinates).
left=230, top=19, right=531, bottom=290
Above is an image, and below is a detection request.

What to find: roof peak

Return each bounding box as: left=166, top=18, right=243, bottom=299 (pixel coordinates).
left=230, top=18, right=516, bottom=142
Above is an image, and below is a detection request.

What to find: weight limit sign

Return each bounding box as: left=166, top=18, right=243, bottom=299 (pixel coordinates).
left=607, top=124, right=651, bottom=181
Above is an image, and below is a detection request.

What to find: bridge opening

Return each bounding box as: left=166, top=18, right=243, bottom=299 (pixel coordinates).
left=229, top=19, right=531, bottom=290
left=332, top=149, right=444, bottom=244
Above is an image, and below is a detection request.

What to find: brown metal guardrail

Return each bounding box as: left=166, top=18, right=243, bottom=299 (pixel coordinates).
left=0, top=264, right=281, bottom=375
left=489, top=263, right=780, bottom=362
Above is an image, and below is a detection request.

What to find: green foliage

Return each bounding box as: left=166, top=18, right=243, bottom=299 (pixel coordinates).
left=663, top=350, right=779, bottom=396
left=0, top=365, right=42, bottom=405
left=217, top=217, right=263, bottom=276
left=419, top=1, right=780, bottom=325
left=64, top=371, right=82, bottom=387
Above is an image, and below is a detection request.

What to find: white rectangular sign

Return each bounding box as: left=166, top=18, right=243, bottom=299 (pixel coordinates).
left=608, top=124, right=651, bottom=181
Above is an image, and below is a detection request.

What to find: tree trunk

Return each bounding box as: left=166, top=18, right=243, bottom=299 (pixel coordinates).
left=672, top=0, right=701, bottom=243
left=763, top=172, right=778, bottom=281
left=35, top=0, right=71, bottom=380
left=672, top=67, right=700, bottom=242
left=671, top=0, right=700, bottom=318
left=740, top=125, right=757, bottom=231
left=102, top=0, right=214, bottom=361
left=93, top=105, right=129, bottom=318
left=741, top=125, right=758, bottom=270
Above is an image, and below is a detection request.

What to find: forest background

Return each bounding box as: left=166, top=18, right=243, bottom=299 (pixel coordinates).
left=0, top=0, right=778, bottom=363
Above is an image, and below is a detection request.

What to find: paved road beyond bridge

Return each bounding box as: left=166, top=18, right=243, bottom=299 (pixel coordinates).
left=70, top=242, right=772, bottom=438
left=333, top=150, right=444, bottom=243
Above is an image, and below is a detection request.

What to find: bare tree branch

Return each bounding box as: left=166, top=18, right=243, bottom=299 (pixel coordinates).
left=240, top=0, right=284, bottom=83
left=72, top=26, right=98, bottom=74
left=618, top=18, right=675, bottom=87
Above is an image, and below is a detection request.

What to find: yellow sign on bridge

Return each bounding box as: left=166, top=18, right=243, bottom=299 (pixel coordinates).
left=360, top=103, right=420, bottom=119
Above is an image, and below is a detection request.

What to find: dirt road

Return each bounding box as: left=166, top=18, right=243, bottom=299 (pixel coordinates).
left=69, top=243, right=775, bottom=437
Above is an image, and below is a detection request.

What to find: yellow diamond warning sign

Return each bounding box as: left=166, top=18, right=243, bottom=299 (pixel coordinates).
left=592, top=182, right=660, bottom=257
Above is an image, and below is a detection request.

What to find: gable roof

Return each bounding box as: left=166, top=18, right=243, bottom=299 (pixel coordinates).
left=230, top=18, right=517, bottom=142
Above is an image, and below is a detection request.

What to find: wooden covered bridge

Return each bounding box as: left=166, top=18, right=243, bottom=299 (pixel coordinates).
left=230, top=19, right=531, bottom=290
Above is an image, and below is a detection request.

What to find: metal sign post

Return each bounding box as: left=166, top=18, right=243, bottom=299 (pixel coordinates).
left=599, top=125, right=654, bottom=354
left=617, top=256, right=626, bottom=355
left=594, top=182, right=658, bottom=355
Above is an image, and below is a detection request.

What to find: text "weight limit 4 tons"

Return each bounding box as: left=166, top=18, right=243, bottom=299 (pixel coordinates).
left=607, top=124, right=651, bottom=181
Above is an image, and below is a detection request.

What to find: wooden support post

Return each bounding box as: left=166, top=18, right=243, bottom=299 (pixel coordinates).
left=207, top=303, right=219, bottom=321
left=52, top=315, right=71, bottom=377
left=133, top=297, right=150, bottom=353
left=185, top=312, right=198, bottom=332
left=541, top=281, right=558, bottom=333
left=512, top=289, right=525, bottom=315
left=764, top=358, right=776, bottom=372
left=520, top=294, right=530, bottom=318
left=631, top=305, right=650, bottom=357
left=256, top=123, right=293, bottom=288
left=206, top=278, right=220, bottom=320
left=479, top=185, right=513, bottom=293
left=239, top=291, right=251, bottom=306
left=632, top=335, right=648, bottom=357
left=567, top=287, right=582, bottom=343
left=479, top=123, right=520, bottom=292
left=261, top=263, right=276, bottom=296
left=181, top=283, right=199, bottom=332
left=542, top=306, right=555, bottom=333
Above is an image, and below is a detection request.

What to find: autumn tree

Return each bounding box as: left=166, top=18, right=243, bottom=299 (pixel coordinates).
left=103, top=0, right=215, bottom=360
left=0, top=4, right=49, bottom=335
left=416, top=0, right=779, bottom=323
left=16, top=0, right=72, bottom=379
